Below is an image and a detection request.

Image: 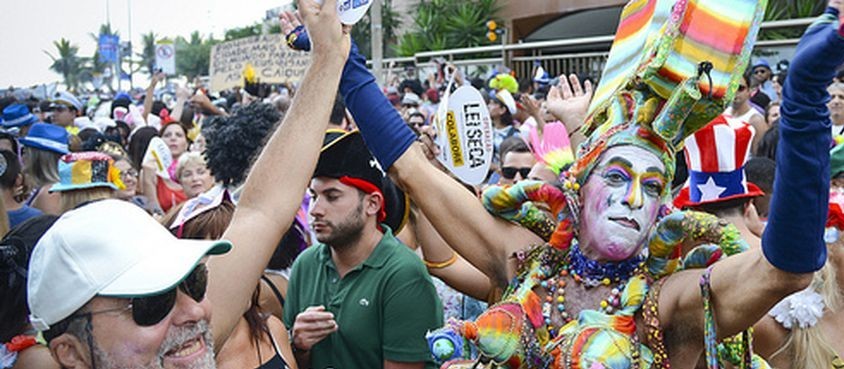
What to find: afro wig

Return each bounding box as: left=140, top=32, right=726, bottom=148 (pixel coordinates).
left=202, top=103, right=281, bottom=186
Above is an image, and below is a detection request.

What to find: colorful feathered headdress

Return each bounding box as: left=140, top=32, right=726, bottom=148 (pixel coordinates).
left=570, top=0, right=767, bottom=197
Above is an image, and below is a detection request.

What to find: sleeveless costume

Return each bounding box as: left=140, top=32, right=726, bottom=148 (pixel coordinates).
left=424, top=0, right=772, bottom=367
left=280, top=0, right=841, bottom=367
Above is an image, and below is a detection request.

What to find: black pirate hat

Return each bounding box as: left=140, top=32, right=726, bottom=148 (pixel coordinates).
left=314, top=130, right=409, bottom=233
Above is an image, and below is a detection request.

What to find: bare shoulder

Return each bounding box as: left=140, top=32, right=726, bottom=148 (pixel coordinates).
left=14, top=345, right=60, bottom=369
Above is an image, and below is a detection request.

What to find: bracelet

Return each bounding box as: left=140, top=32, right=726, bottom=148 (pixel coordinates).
left=423, top=252, right=458, bottom=269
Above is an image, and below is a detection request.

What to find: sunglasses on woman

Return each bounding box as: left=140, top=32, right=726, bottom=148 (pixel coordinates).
left=501, top=166, right=531, bottom=180
left=70, top=264, right=208, bottom=326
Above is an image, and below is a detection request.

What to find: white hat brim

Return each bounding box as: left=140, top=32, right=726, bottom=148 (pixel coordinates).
left=98, top=238, right=231, bottom=297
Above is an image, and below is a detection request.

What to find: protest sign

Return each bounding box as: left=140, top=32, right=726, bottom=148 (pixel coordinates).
left=434, top=86, right=494, bottom=185
left=143, top=137, right=173, bottom=179
left=209, top=34, right=309, bottom=92
left=155, top=40, right=176, bottom=75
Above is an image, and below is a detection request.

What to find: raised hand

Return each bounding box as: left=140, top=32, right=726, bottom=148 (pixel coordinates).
left=279, top=11, right=303, bottom=36
left=546, top=74, right=593, bottom=133
left=296, top=0, right=350, bottom=58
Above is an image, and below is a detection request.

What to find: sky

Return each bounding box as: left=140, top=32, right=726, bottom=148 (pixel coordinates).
left=0, top=0, right=293, bottom=88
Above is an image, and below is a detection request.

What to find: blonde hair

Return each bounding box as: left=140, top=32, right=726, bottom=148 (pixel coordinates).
left=176, top=151, right=208, bottom=181
left=60, top=187, right=114, bottom=213
left=770, top=241, right=843, bottom=369
left=24, top=149, right=61, bottom=188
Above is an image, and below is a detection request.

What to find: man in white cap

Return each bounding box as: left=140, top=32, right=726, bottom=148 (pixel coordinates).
left=49, top=91, right=83, bottom=135
left=26, top=0, right=350, bottom=368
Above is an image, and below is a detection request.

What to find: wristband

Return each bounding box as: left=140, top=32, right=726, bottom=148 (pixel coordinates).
left=286, top=25, right=311, bottom=52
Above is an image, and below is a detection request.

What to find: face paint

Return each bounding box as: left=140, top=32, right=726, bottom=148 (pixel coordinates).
left=578, top=146, right=666, bottom=261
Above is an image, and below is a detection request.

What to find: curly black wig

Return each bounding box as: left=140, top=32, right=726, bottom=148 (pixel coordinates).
left=202, top=103, right=282, bottom=186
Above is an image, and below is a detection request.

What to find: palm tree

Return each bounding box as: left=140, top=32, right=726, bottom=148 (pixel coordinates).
left=44, top=38, right=84, bottom=92
left=351, top=0, right=401, bottom=59
left=175, top=32, right=218, bottom=80
left=81, top=23, right=121, bottom=91
left=138, top=31, right=159, bottom=76
left=396, top=0, right=501, bottom=57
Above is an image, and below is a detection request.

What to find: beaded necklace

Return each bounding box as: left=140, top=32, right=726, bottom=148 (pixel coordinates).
left=538, top=244, right=645, bottom=336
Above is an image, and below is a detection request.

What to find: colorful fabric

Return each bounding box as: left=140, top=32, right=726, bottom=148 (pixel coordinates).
left=529, top=123, right=575, bottom=176
left=50, top=152, right=125, bottom=192
left=575, top=0, right=765, bottom=197
left=675, top=114, right=764, bottom=208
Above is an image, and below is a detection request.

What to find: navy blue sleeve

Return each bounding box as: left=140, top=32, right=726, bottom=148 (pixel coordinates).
left=339, top=42, right=417, bottom=169
left=762, top=7, right=844, bottom=273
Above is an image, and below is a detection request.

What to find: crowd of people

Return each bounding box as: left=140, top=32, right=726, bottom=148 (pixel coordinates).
left=1, top=0, right=844, bottom=368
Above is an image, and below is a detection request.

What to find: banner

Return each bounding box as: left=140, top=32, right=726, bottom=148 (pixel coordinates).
left=209, top=34, right=310, bottom=92
left=98, top=35, right=120, bottom=64
left=155, top=40, right=177, bottom=75
left=434, top=86, right=494, bottom=185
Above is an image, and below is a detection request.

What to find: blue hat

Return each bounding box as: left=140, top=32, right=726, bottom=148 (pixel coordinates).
left=114, top=92, right=132, bottom=102
left=50, top=91, right=83, bottom=111
left=752, top=59, right=771, bottom=71
left=19, top=123, right=69, bottom=154
left=2, top=104, right=39, bottom=128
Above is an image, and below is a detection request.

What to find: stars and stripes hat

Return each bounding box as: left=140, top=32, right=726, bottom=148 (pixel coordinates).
left=674, top=114, right=764, bottom=208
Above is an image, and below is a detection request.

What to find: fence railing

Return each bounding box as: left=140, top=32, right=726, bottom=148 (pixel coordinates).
left=369, top=17, right=814, bottom=82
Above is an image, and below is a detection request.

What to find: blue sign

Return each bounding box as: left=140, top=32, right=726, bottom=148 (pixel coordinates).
left=98, top=35, right=120, bottom=64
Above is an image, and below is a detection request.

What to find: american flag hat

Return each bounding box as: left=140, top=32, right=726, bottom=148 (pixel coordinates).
left=674, top=114, right=764, bottom=208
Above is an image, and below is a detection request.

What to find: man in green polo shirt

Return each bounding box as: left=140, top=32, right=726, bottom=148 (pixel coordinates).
left=284, top=130, right=442, bottom=369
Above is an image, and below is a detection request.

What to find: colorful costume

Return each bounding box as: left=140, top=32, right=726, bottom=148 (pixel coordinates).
left=283, top=0, right=841, bottom=367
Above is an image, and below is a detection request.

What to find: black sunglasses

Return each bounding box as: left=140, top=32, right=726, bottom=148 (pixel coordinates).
left=72, top=264, right=208, bottom=327
left=501, top=167, right=531, bottom=180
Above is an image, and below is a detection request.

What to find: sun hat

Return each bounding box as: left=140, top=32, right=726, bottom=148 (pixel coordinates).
left=673, top=115, right=764, bottom=208
left=19, top=123, right=69, bottom=155
left=2, top=104, right=39, bottom=128
left=27, top=199, right=232, bottom=331
left=49, top=152, right=125, bottom=193
left=401, top=92, right=421, bottom=107
left=50, top=91, right=83, bottom=111
left=494, top=89, right=517, bottom=115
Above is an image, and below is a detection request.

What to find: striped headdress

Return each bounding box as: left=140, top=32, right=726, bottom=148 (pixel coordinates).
left=572, top=0, right=767, bottom=194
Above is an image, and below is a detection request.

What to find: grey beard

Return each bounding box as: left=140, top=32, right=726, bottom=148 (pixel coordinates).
left=92, top=320, right=216, bottom=369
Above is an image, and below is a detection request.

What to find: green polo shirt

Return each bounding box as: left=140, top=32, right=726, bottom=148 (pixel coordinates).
left=284, top=226, right=443, bottom=369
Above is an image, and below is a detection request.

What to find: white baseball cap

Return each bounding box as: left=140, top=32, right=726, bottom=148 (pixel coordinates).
left=27, top=199, right=232, bottom=331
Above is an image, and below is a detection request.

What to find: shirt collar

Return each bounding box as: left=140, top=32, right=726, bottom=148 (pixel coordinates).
left=318, top=224, right=394, bottom=270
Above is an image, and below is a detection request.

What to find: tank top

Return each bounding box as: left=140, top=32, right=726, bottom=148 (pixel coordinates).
left=256, top=328, right=289, bottom=369
left=724, top=106, right=763, bottom=125
left=156, top=178, right=187, bottom=213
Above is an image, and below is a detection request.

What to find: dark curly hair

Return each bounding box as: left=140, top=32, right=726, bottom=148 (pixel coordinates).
left=202, top=103, right=282, bottom=186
